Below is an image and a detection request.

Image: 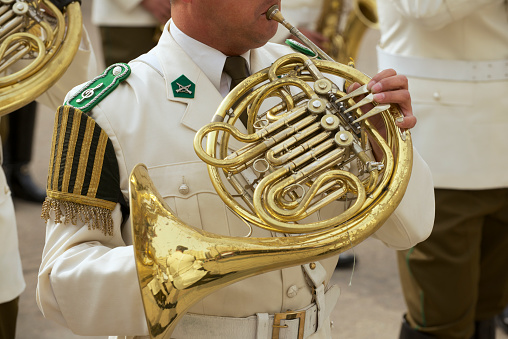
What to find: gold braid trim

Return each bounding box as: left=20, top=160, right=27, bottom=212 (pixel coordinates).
left=41, top=197, right=114, bottom=236
left=47, top=190, right=117, bottom=210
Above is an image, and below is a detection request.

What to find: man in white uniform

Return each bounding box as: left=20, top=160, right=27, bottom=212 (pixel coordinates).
left=36, top=0, right=434, bottom=338
left=376, top=0, right=508, bottom=338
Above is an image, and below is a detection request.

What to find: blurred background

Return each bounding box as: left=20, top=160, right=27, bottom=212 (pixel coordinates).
left=10, top=1, right=507, bottom=339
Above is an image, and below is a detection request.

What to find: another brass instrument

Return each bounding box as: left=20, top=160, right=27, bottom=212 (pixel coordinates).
left=0, top=0, right=82, bottom=116
left=130, top=5, right=411, bottom=339
left=317, top=0, right=379, bottom=63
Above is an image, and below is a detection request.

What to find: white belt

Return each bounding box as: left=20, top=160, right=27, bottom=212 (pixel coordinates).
left=171, top=284, right=341, bottom=339
left=377, top=46, right=508, bottom=82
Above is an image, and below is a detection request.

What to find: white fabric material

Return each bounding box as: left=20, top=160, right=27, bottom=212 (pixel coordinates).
left=170, top=20, right=251, bottom=97
left=37, top=20, right=434, bottom=338
left=169, top=284, right=340, bottom=339
left=173, top=303, right=317, bottom=338
left=91, top=0, right=159, bottom=27
left=371, top=149, right=435, bottom=249
left=377, top=0, right=508, bottom=189
left=377, top=47, right=508, bottom=81
left=0, top=167, right=25, bottom=303
left=302, top=262, right=328, bottom=331
left=270, top=0, right=324, bottom=44
left=256, top=313, right=270, bottom=339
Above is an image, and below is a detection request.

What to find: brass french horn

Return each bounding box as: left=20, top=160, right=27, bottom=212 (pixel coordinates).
left=130, top=5, right=412, bottom=339
left=0, top=0, right=82, bottom=116
left=317, top=0, right=379, bottom=63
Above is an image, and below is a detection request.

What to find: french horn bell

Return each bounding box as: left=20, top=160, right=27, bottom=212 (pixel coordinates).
left=130, top=5, right=412, bottom=338
left=0, top=0, right=82, bottom=116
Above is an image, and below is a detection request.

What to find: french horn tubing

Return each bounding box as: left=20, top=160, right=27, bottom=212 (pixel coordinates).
left=0, top=0, right=82, bottom=116
left=130, top=5, right=412, bottom=339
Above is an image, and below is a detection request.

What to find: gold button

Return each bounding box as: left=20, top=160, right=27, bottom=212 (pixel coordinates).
left=309, top=262, right=316, bottom=270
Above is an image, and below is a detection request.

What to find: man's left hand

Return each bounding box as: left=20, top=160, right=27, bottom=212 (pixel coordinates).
left=347, top=68, right=414, bottom=159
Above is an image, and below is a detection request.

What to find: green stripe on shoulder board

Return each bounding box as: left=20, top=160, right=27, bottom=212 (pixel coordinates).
left=65, top=63, right=131, bottom=113
left=285, top=39, right=317, bottom=58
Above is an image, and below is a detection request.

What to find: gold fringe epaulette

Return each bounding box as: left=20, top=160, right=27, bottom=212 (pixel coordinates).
left=41, top=105, right=122, bottom=236
left=41, top=198, right=114, bottom=236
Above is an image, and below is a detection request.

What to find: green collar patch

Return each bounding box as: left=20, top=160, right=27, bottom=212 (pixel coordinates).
left=171, top=75, right=195, bottom=99
left=285, top=39, right=318, bottom=58
left=65, top=63, right=131, bottom=112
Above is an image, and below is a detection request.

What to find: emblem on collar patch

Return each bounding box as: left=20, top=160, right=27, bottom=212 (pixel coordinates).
left=171, top=75, right=195, bottom=99
left=65, top=63, right=131, bottom=112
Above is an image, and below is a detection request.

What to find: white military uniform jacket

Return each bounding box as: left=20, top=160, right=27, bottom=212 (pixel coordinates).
left=0, top=27, right=96, bottom=305
left=377, top=0, right=508, bottom=189
left=91, top=0, right=158, bottom=27
left=37, top=21, right=434, bottom=339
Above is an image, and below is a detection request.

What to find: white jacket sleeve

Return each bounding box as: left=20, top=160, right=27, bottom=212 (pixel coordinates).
left=372, top=147, right=435, bottom=250
left=390, top=0, right=504, bottom=30
left=36, top=205, right=148, bottom=336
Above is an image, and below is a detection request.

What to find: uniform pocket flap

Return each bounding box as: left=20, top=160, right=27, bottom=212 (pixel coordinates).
left=147, top=161, right=217, bottom=199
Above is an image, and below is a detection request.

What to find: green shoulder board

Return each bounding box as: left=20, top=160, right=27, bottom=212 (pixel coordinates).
left=65, top=63, right=131, bottom=112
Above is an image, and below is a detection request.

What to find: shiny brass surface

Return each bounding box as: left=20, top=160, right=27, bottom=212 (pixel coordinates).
left=0, top=0, right=82, bottom=116
left=316, top=0, right=379, bottom=63
left=131, top=6, right=412, bottom=339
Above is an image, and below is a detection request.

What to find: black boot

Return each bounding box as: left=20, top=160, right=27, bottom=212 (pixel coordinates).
left=473, top=318, right=496, bottom=339
left=399, top=316, right=436, bottom=339
left=2, top=102, right=46, bottom=203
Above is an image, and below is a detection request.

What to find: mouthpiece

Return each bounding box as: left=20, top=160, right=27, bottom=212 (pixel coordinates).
left=266, top=5, right=280, bottom=21
left=266, top=5, right=293, bottom=32
left=266, top=4, right=334, bottom=62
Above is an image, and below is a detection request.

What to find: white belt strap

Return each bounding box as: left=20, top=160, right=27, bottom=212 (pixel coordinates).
left=301, top=262, right=327, bottom=331
left=171, top=285, right=340, bottom=339
left=256, top=313, right=270, bottom=339
left=172, top=302, right=316, bottom=339
left=377, top=46, right=508, bottom=82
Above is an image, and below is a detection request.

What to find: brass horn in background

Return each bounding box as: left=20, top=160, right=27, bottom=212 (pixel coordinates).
left=131, top=5, right=412, bottom=339
left=0, top=0, right=82, bottom=116
left=316, top=0, right=379, bottom=63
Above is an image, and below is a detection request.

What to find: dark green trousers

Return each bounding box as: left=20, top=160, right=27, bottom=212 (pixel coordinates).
left=398, top=188, right=508, bottom=339
left=99, top=26, right=160, bottom=67
left=0, top=297, right=19, bottom=339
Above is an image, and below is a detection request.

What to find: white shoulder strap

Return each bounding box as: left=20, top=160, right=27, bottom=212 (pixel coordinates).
left=131, top=53, right=164, bottom=78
